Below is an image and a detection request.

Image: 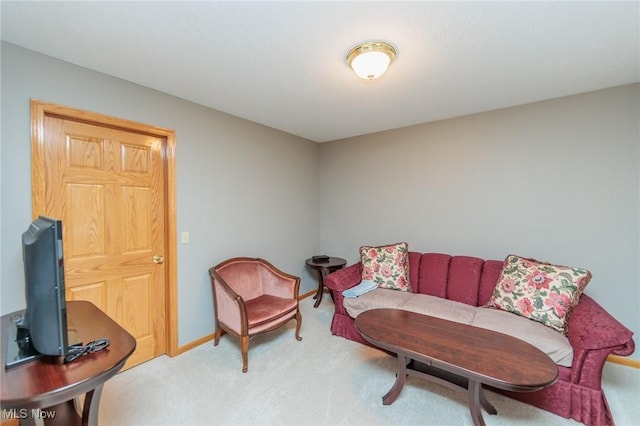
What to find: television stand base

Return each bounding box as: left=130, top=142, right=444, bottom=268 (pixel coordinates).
left=4, top=324, right=42, bottom=368
left=5, top=319, right=81, bottom=369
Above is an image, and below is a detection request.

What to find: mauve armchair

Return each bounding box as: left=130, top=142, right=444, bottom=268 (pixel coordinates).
left=209, top=257, right=302, bottom=373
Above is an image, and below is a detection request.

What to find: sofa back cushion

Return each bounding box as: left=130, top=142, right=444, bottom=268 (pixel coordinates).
left=410, top=253, right=503, bottom=307
left=478, top=260, right=504, bottom=305
left=408, top=251, right=422, bottom=293
left=448, top=256, right=485, bottom=305
left=416, top=252, right=449, bottom=298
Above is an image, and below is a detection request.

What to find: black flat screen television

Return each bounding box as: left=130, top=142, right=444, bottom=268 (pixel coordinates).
left=5, top=216, right=69, bottom=368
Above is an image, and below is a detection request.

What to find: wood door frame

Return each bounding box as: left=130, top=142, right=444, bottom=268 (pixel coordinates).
left=30, top=100, right=179, bottom=358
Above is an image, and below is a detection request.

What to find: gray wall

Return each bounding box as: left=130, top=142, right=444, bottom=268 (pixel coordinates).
left=319, top=84, right=639, bottom=360
left=3, top=42, right=638, bottom=360
left=1, top=42, right=319, bottom=346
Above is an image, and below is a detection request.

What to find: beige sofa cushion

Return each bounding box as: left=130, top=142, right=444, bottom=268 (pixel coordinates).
left=344, top=289, right=573, bottom=367
left=400, top=293, right=477, bottom=325
left=472, top=307, right=573, bottom=367
left=344, top=288, right=414, bottom=318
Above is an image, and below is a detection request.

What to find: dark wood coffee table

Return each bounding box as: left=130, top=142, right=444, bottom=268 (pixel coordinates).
left=355, top=308, right=558, bottom=426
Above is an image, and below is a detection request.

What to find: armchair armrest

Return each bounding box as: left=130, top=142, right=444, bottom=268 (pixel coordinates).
left=323, top=263, right=362, bottom=293
left=567, top=294, right=634, bottom=353
left=209, top=268, right=247, bottom=336
left=258, top=258, right=301, bottom=299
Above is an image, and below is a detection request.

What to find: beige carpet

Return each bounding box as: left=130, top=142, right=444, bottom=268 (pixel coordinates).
left=99, top=297, right=640, bottom=425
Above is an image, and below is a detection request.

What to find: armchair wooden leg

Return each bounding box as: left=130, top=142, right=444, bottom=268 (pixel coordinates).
left=213, top=323, right=222, bottom=346
left=241, top=335, right=250, bottom=373
left=295, top=309, right=302, bottom=341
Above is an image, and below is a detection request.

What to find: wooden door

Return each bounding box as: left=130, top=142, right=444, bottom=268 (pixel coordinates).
left=31, top=101, right=177, bottom=369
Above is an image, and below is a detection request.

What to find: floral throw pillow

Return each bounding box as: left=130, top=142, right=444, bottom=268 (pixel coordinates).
left=360, top=242, right=411, bottom=292
left=485, top=254, right=591, bottom=334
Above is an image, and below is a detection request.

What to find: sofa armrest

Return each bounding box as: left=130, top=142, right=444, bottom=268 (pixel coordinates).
left=324, top=263, right=362, bottom=293
left=564, top=294, right=634, bottom=388
left=567, top=294, right=634, bottom=354
left=323, top=263, right=361, bottom=317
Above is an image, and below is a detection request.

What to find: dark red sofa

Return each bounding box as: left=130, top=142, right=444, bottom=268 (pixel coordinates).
left=323, top=251, right=635, bottom=426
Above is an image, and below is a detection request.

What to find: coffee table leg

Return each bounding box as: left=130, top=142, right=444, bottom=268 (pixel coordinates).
left=468, top=379, right=485, bottom=426
left=383, top=354, right=407, bottom=405
left=478, top=385, right=497, bottom=415
left=467, top=379, right=497, bottom=426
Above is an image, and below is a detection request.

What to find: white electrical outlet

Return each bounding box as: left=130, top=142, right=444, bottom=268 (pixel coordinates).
left=181, top=231, right=190, bottom=244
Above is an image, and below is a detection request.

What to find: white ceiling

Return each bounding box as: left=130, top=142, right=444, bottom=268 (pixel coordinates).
left=2, top=1, right=639, bottom=142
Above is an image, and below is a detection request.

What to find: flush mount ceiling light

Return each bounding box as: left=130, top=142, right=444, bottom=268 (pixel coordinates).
left=346, top=41, right=397, bottom=80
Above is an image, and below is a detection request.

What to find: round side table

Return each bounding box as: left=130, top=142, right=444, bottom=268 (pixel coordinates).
left=305, top=257, right=347, bottom=308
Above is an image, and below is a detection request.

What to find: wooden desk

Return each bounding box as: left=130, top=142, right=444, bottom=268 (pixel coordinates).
left=305, top=257, right=346, bottom=308
left=1, top=301, right=136, bottom=426
left=356, top=308, right=558, bottom=426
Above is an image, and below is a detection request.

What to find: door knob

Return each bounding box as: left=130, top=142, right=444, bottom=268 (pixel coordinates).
left=153, top=255, right=164, bottom=264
